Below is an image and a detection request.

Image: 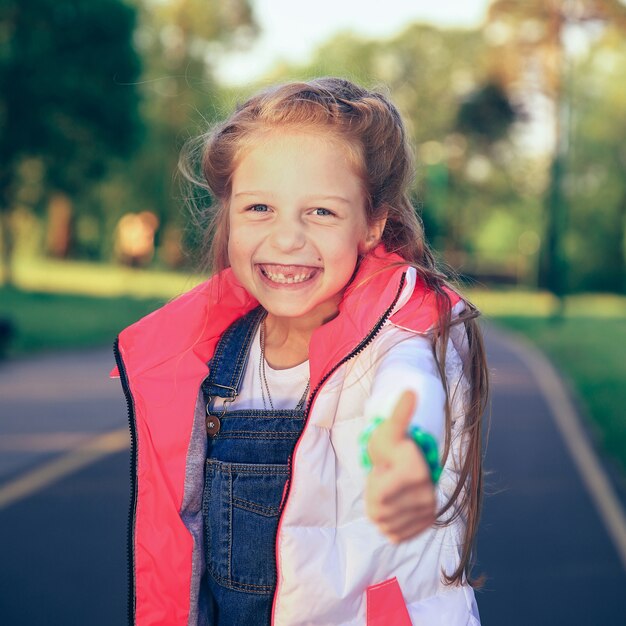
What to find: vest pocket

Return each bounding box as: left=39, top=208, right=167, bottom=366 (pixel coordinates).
left=203, top=458, right=289, bottom=593
left=366, top=577, right=412, bottom=626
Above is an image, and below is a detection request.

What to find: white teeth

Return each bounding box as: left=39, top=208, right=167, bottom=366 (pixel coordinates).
left=262, top=268, right=315, bottom=284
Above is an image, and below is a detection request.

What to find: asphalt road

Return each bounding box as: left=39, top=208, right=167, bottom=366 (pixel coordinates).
left=0, top=330, right=625, bottom=625
left=475, top=325, right=626, bottom=625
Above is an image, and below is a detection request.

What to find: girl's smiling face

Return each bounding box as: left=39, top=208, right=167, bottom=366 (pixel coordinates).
left=227, top=131, right=385, bottom=330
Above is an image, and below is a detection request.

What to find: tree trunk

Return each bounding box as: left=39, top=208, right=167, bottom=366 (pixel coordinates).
left=45, top=192, right=73, bottom=258
left=0, top=207, right=14, bottom=287
left=615, top=189, right=626, bottom=293
left=539, top=153, right=568, bottom=296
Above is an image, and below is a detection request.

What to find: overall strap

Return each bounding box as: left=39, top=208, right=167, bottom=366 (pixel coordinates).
left=202, top=305, right=265, bottom=409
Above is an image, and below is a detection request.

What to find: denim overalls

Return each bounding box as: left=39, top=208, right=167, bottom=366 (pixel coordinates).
left=201, top=306, right=306, bottom=625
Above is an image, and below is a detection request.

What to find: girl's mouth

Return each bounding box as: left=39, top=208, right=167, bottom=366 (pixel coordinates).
left=257, top=263, right=320, bottom=285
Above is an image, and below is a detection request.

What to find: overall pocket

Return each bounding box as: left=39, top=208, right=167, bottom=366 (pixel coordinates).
left=203, top=458, right=289, bottom=593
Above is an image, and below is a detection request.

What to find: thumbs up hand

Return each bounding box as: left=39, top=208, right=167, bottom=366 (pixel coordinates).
left=364, top=390, right=437, bottom=543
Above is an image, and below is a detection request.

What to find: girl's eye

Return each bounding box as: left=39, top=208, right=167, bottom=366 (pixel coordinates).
left=248, top=204, right=269, bottom=212
left=311, top=207, right=334, bottom=216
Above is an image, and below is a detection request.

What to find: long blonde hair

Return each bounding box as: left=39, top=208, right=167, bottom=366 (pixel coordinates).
left=179, top=77, right=489, bottom=587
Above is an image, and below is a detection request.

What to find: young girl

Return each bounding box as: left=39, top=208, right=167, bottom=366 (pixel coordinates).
left=113, top=77, right=488, bottom=626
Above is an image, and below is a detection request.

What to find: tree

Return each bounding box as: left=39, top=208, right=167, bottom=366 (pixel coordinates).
left=0, top=0, right=143, bottom=282
left=564, top=27, right=626, bottom=291
left=110, top=0, right=258, bottom=267
left=485, top=0, right=626, bottom=295
left=456, top=82, right=518, bottom=144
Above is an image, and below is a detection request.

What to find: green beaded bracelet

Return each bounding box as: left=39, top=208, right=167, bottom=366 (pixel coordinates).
left=408, top=424, right=442, bottom=484
left=358, top=417, right=442, bottom=484
left=358, top=416, right=385, bottom=471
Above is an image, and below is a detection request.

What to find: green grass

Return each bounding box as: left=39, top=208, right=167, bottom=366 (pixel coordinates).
left=0, top=287, right=168, bottom=356
left=1, top=257, right=202, bottom=356
left=10, top=256, right=203, bottom=298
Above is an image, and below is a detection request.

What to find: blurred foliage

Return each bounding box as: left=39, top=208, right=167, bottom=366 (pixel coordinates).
left=455, top=82, right=518, bottom=143
left=82, top=0, right=259, bottom=266
left=0, top=286, right=167, bottom=356
left=485, top=0, right=626, bottom=293
left=0, top=0, right=257, bottom=275
left=564, top=28, right=626, bottom=291
left=0, top=0, right=143, bottom=280
left=0, top=0, right=142, bottom=186
left=1, top=0, right=625, bottom=295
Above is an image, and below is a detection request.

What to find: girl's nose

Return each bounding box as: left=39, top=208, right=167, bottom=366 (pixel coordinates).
left=269, top=216, right=306, bottom=252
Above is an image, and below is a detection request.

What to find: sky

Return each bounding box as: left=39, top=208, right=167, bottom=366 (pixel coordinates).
left=215, top=0, right=492, bottom=85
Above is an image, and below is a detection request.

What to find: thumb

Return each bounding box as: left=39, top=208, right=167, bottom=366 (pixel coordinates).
left=387, top=390, right=418, bottom=442
left=368, top=390, right=418, bottom=466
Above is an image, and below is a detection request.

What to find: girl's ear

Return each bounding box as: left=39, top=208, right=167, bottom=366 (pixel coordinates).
left=360, top=213, right=388, bottom=253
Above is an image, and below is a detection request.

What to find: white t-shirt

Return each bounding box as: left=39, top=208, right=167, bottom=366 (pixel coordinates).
left=220, top=325, right=310, bottom=412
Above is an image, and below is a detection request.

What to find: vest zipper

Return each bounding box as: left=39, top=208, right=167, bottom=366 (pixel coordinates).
left=113, top=337, right=137, bottom=626
left=306, top=271, right=407, bottom=415
left=271, top=271, right=407, bottom=623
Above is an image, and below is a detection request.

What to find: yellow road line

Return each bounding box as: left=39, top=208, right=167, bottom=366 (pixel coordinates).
left=0, top=428, right=129, bottom=510
left=0, top=432, right=100, bottom=451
